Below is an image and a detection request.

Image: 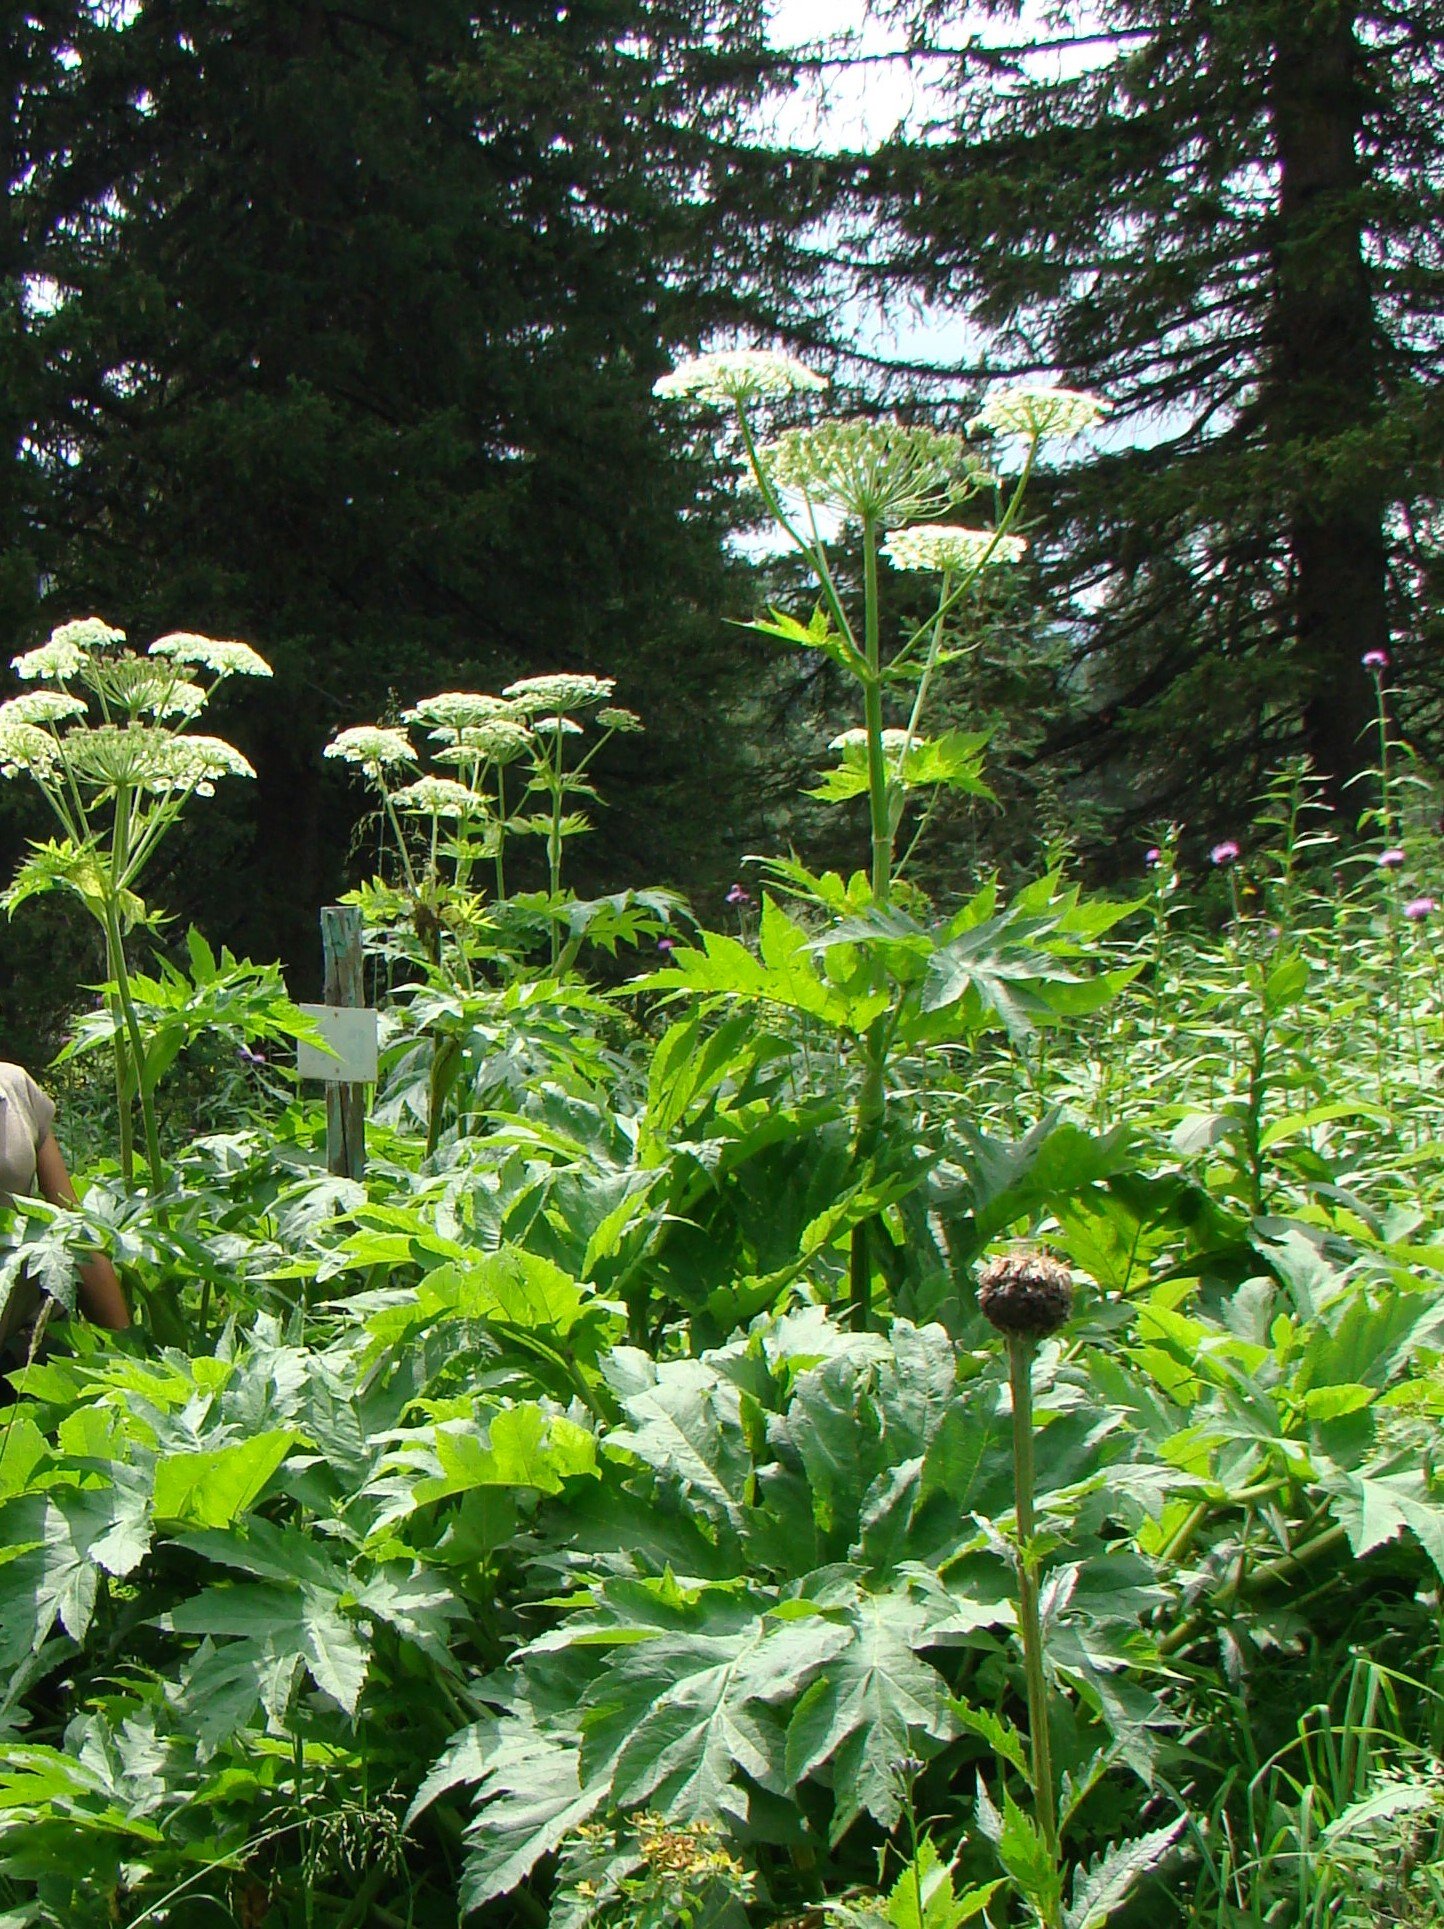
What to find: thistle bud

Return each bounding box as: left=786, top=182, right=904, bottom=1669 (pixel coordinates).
left=976, top=1247, right=1074, bottom=1340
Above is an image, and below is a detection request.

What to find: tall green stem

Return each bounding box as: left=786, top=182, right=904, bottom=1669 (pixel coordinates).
left=861, top=517, right=891, bottom=906
left=547, top=722, right=565, bottom=966
left=104, top=901, right=165, bottom=1188
left=1008, top=1335, right=1059, bottom=1878
left=1370, top=665, right=1395, bottom=846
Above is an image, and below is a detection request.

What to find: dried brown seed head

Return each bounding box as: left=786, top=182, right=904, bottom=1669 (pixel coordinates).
left=976, top=1247, right=1075, bottom=1340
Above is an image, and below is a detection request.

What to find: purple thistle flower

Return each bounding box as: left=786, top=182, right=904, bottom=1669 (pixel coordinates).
left=1144, top=846, right=1161, bottom=868
left=1379, top=848, right=1406, bottom=868
left=1362, top=649, right=1389, bottom=671
left=1210, top=839, right=1240, bottom=867
left=657, top=935, right=677, bottom=953
left=725, top=883, right=752, bottom=905
left=1404, top=896, right=1436, bottom=921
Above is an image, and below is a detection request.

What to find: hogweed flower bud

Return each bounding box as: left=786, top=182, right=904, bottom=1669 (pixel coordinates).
left=977, top=1247, right=1075, bottom=1340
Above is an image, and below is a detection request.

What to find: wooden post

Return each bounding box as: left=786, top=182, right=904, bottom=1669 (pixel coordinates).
left=321, top=906, right=366, bottom=1180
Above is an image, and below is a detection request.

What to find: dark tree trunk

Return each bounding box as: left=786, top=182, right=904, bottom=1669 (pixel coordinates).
left=1268, top=1, right=1385, bottom=799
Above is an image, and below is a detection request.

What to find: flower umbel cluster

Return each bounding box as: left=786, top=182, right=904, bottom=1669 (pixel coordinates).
left=324, top=726, right=417, bottom=771
left=653, top=349, right=827, bottom=405
left=332, top=676, right=645, bottom=965
left=970, top=384, right=1108, bottom=440
left=4, top=617, right=266, bottom=807
left=763, top=419, right=978, bottom=527
left=884, top=525, right=1028, bottom=574
left=0, top=613, right=271, bottom=1187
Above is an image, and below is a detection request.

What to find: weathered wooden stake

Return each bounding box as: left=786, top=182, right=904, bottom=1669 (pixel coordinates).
left=321, top=905, right=367, bottom=1180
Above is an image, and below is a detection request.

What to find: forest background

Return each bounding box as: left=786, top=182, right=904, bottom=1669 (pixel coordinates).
left=2, top=0, right=1441, bottom=1055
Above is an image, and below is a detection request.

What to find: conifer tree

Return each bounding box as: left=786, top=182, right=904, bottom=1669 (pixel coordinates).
left=870, top=0, right=1444, bottom=822
left=9, top=0, right=808, bottom=971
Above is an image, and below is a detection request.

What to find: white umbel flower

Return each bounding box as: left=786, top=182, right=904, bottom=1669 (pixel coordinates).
left=0, top=691, right=87, bottom=727
left=883, top=525, right=1028, bottom=573
left=149, top=632, right=273, bottom=679
left=14, top=617, right=124, bottom=680
left=324, top=726, right=416, bottom=770
left=147, top=733, right=257, bottom=795
left=433, top=718, right=533, bottom=764
left=0, top=719, right=61, bottom=777
left=653, top=350, right=828, bottom=405
left=402, top=692, right=520, bottom=731
left=503, top=673, right=615, bottom=713
left=969, top=385, right=1108, bottom=440
left=830, top=727, right=924, bottom=758
left=390, top=776, right=478, bottom=816
left=14, top=638, right=89, bottom=681
left=52, top=617, right=126, bottom=652
left=763, top=420, right=972, bottom=526
left=532, top=716, right=583, bottom=737
left=148, top=679, right=209, bottom=721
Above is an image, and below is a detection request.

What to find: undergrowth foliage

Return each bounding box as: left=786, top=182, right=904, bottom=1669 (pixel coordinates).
left=1, top=454, right=1444, bottom=1923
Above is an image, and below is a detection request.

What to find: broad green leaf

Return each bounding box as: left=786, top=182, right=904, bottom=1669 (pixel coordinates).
left=784, top=1588, right=956, bottom=1841
left=1326, top=1466, right=1444, bottom=1576
left=459, top=1720, right=609, bottom=1912
left=152, top=1429, right=297, bottom=1529
left=167, top=1578, right=370, bottom=1717
left=411, top=1405, right=597, bottom=1504
left=0, top=1491, right=114, bottom=1659
left=606, top=1362, right=751, bottom=1538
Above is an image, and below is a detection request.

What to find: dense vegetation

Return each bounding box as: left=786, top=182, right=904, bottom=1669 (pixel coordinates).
left=1, top=365, right=1442, bottom=1927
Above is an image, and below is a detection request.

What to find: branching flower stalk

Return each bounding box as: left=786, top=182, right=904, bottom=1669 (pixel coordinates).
left=656, top=354, right=1106, bottom=1331
left=333, top=678, right=643, bottom=984
left=0, top=620, right=269, bottom=1187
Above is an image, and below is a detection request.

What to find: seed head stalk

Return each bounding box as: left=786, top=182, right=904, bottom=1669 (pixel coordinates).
left=1007, top=1332, right=1059, bottom=1873
left=1368, top=655, right=1397, bottom=850
left=978, top=1248, right=1073, bottom=1892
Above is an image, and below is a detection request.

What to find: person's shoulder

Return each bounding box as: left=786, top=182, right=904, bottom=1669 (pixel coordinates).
left=0, top=1064, right=53, bottom=1126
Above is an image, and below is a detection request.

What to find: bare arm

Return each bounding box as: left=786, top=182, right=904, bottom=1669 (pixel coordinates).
left=34, top=1135, right=131, bottom=1330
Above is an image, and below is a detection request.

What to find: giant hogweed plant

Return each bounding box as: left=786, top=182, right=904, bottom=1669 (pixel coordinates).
left=326, top=677, right=680, bottom=1151
left=326, top=673, right=655, bottom=980
left=652, top=353, right=1127, bottom=1327
left=0, top=618, right=270, bottom=1188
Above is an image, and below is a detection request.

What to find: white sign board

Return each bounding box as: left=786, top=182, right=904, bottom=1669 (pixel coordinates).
left=297, top=1004, right=379, bottom=1083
